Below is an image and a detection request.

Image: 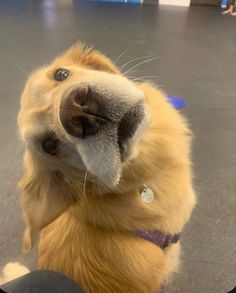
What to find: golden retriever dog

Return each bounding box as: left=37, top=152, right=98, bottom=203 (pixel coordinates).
left=16, top=44, right=195, bottom=293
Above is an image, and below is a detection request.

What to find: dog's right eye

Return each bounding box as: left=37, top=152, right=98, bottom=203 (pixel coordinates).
left=54, top=68, right=70, bottom=81
left=42, top=139, right=59, bottom=155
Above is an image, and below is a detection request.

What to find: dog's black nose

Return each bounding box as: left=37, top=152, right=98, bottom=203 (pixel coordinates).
left=59, top=84, right=107, bottom=138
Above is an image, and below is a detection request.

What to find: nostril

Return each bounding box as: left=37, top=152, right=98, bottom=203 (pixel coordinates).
left=70, top=115, right=100, bottom=137
left=80, top=116, right=99, bottom=136
left=71, top=116, right=82, bottom=126
left=73, top=85, right=89, bottom=106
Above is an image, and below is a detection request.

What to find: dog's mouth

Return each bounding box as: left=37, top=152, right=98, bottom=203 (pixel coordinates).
left=58, top=78, right=148, bottom=186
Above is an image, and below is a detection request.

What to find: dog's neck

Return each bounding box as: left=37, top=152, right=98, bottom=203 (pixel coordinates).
left=66, top=183, right=181, bottom=250
left=66, top=163, right=194, bottom=236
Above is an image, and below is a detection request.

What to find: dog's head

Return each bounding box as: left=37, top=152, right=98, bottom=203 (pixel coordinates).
left=18, top=44, right=190, bottom=251
left=18, top=44, right=149, bottom=187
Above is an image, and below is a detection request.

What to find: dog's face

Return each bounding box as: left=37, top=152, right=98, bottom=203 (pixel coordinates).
left=18, top=44, right=190, bottom=251
left=18, top=45, right=150, bottom=187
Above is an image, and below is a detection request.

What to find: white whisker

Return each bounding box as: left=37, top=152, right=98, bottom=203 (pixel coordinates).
left=82, top=169, right=88, bottom=200
left=14, top=64, right=29, bottom=75
left=123, top=56, right=161, bottom=76
left=113, top=48, right=129, bottom=65
left=131, top=75, right=160, bottom=82
left=124, top=69, right=142, bottom=77
left=119, top=55, right=153, bottom=73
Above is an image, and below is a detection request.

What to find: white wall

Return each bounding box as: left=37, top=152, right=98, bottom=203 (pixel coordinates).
left=159, top=0, right=191, bottom=6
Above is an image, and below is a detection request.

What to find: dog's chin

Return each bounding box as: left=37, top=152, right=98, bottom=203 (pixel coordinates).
left=74, top=132, right=133, bottom=187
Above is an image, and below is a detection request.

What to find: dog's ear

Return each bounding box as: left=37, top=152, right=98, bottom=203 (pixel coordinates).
left=18, top=150, right=77, bottom=253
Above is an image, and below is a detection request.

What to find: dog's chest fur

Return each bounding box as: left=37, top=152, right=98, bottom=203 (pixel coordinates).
left=38, top=181, right=194, bottom=293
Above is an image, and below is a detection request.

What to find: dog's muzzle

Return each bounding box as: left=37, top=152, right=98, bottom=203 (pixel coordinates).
left=58, top=81, right=146, bottom=186
left=59, top=83, right=145, bottom=153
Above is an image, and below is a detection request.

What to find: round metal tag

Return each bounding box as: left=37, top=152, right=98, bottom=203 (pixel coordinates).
left=140, top=185, right=155, bottom=203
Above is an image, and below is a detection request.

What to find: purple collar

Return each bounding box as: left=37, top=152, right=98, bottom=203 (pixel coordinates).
left=133, top=230, right=178, bottom=293
left=133, top=230, right=181, bottom=249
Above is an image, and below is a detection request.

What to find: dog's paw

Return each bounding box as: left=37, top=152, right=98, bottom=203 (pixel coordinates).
left=0, top=262, right=30, bottom=284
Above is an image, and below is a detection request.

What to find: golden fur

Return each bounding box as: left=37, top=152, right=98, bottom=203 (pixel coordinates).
left=17, top=44, right=195, bottom=293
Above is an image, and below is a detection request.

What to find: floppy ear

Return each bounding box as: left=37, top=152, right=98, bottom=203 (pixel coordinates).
left=18, top=150, right=77, bottom=253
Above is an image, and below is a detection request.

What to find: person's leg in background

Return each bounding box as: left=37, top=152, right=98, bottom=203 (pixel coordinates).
left=0, top=270, right=85, bottom=293
left=222, top=0, right=236, bottom=15
left=231, top=0, right=236, bottom=15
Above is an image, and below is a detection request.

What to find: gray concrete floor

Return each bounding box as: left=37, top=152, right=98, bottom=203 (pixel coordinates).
left=0, top=1, right=235, bottom=292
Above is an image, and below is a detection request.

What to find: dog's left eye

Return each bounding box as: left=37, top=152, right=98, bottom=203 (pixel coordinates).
left=54, top=68, right=70, bottom=81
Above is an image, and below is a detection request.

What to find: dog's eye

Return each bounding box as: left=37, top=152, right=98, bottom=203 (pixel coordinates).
left=54, top=68, right=70, bottom=81
left=42, top=139, right=59, bottom=155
